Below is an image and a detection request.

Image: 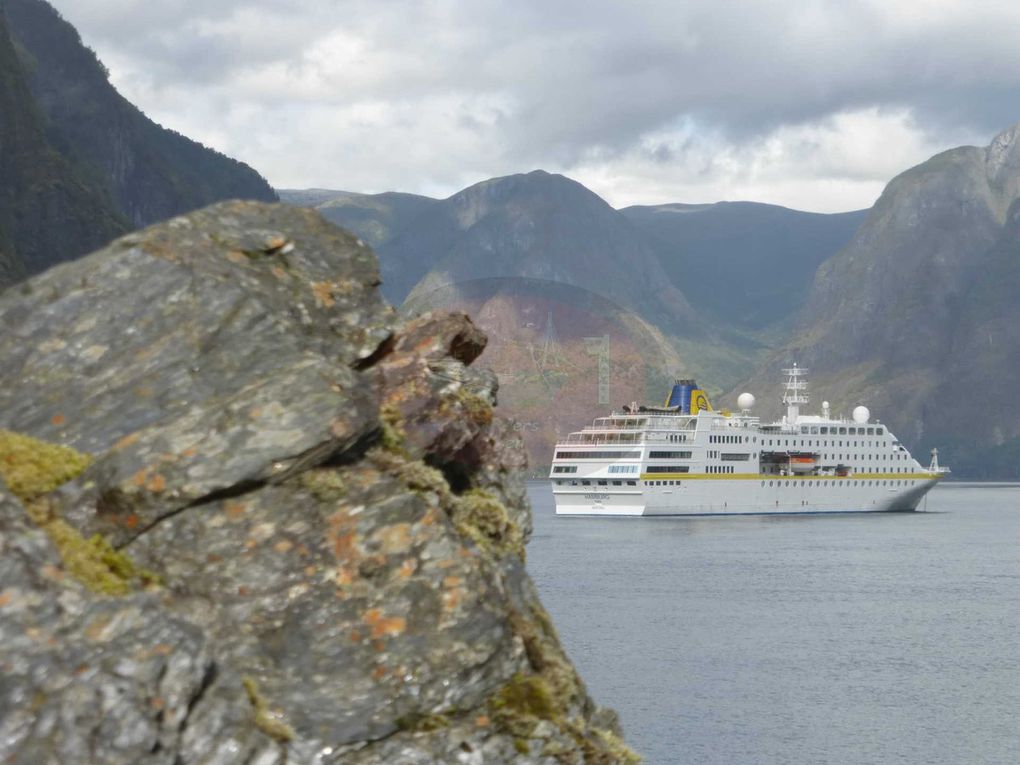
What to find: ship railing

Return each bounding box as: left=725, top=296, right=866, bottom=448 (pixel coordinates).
left=560, top=433, right=645, bottom=445
left=560, top=431, right=694, bottom=445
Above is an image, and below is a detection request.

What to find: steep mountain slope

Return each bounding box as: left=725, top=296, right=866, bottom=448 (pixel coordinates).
left=737, top=126, right=1020, bottom=477
left=621, top=201, right=866, bottom=328
left=2, top=0, right=276, bottom=234
left=398, top=170, right=694, bottom=328
left=0, top=8, right=125, bottom=284
left=278, top=189, right=439, bottom=251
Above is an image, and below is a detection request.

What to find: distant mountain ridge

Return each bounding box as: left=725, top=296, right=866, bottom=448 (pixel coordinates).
left=620, top=201, right=867, bottom=329
left=283, top=172, right=864, bottom=388
left=277, top=189, right=438, bottom=239
left=0, top=0, right=277, bottom=286
left=396, top=171, right=696, bottom=331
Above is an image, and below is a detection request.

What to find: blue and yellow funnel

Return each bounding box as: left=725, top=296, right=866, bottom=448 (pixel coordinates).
left=665, top=379, right=712, bottom=414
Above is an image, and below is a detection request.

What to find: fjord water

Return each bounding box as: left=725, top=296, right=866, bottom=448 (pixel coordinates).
left=526, top=483, right=1020, bottom=765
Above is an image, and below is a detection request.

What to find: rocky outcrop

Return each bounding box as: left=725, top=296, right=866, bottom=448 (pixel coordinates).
left=0, top=201, right=637, bottom=763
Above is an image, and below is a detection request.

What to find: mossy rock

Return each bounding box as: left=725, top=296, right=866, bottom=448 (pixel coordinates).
left=449, top=489, right=524, bottom=559
left=299, top=468, right=347, bottom=501
left=489, top=673, right=560, bottom=737
left=0, top=428, right=91, bottom=502
left=0, top=429, right=157, bottom=596
left=242, top=676, right=296, bottom=742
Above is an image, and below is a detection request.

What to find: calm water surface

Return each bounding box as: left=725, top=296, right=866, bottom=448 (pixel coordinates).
left=526, top=483, right=1020, bottom=765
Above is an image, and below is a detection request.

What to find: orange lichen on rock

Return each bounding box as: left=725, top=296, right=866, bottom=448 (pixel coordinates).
left=371, top=523, right=412, bottom=555
left=397, top=559, right=417, bottom=579
left=310, top=281, right=336, bottom=308
left=113, top=432, right=141, bottom=451
left=129, top=466, right=167, bottom=493
left=224, top=501, right=247, bottom=520
left=362, top=608, right=407, bottom=638
left=326, top=509, right=359, bottom=560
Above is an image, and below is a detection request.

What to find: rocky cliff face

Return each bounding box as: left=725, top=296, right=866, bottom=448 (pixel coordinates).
left=0, top=7, right=125, bottom=285
left=736, top=125, right=1020, bottom=476
left=0, top=0, right=277, bottom=287
left=0, top=201, right=637, bottom=763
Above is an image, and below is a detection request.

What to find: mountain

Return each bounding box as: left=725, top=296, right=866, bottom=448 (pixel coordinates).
left=277, top=189, right=439, bottom=252
left=737, top=125, right=1020, bottom=478
left=620, top=201, right=867, bottom=328
left=0, top=0, right=276, bottom=285
left=398, top=170, right=695, bottom=328
left=0, top=6, right=125, bottom=283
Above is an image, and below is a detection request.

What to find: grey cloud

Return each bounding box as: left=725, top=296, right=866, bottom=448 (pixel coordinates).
left=46, top=0, right=1020, bottom=207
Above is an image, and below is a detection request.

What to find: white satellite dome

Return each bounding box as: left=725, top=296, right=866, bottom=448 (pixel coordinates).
left=737, top=392, right=755, bottom=410
left=852, top=405, right=870, bottom=424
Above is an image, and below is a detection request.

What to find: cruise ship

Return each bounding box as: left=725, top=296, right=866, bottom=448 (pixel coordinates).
left=550, top=366, right=948, bottom=515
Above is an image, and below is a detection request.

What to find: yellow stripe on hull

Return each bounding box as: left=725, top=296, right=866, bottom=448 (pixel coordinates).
left=640, top=472, right=944, bottom=481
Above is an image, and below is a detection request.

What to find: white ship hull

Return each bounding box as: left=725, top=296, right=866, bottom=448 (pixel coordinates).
left=550, top=369, right=949, bottom=518
left=553, top=473, right=942, bottom=516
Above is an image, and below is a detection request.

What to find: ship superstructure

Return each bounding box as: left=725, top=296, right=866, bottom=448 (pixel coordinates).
left=550, top=367, right=948, bottom=515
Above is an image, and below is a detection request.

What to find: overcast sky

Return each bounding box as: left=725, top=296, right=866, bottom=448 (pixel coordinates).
left=48, top=0, right=1020, bottom=212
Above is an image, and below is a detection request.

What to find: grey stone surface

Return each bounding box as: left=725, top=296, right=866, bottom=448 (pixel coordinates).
left=0, top=202, right=637, bottom=764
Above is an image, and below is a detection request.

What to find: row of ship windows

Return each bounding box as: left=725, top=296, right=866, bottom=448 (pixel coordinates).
left=768, top=439, right=895, bottom=449
left=709, top=434, right=753, bottom=444
left=763, top=479, right=917, bottom=487
left=558, top=445, right=902, bottom=461
left=800, top=426, right=884, bottom=435
left=559, top=480, right=638, bottom=486
left=555, top=451, right=637, bottom=460
left=557, top=461, right=914, bottom=476
left=708, top=452, right=752, bottom=460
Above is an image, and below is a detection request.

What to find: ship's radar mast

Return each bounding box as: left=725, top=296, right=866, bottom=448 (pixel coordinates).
left=782, top=363, right=809, bottom=425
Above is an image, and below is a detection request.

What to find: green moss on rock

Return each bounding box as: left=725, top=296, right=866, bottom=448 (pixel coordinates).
left=369, top=449, right=451, bottom=502
left=450, top=489, right=524, bottom=559
left=441, top=389, right=493, bottom=426
left=395, top=711, right=450, bottom=732
left=242, top=676, right=296, bottom=743
left=299, top=468, right=347, bottom=501
left=0, top=429, right=157, bottom=596
left=379, top=403, right=408, bottom=454
left=0, top=428, right=91, bottom=502
left=489, top=673, right=560, bottom=737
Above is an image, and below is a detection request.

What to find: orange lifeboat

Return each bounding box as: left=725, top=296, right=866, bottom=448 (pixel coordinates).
left=789, top=455, right=816, bottom=474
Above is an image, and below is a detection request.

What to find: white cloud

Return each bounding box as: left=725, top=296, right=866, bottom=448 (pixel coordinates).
left=48, top=0, right=1018, bottom=210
